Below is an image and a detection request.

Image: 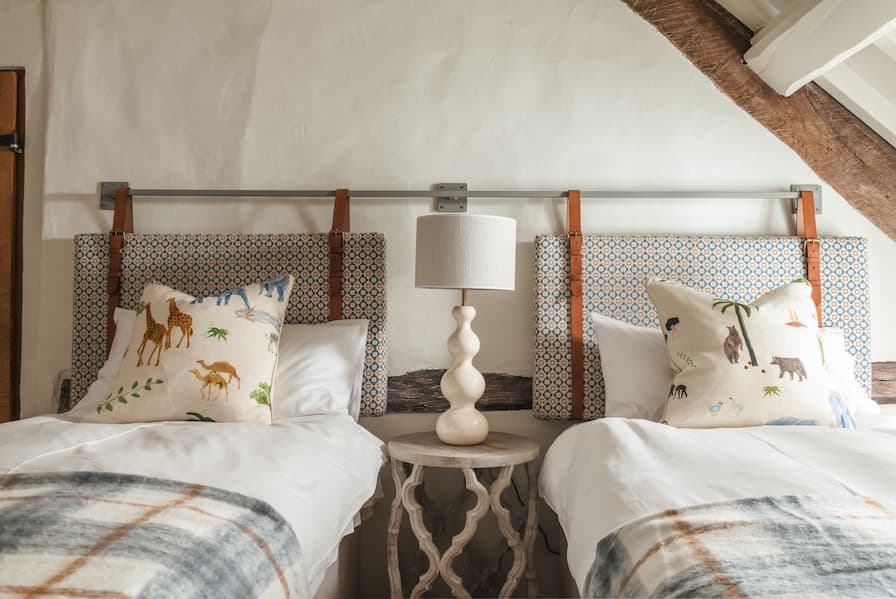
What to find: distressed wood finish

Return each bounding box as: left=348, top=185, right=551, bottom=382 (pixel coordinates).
left=401, top=464, right=441, bottom=599
left=0, top=70, right=23, bottom=423
left=387, top=432, right=540, bottom=599
left=490, top=466, right=529, bottom=598
left=437, top=468, right=490, bottom=599
left=386, top=459, right=408, bottom=599
left=873, top=362, right=896, bottom=404
left=622, top=0, right=896, bottom=241
left=523, top=460, right=539, bottom=598
left=388, top=369, right=532, bottom=412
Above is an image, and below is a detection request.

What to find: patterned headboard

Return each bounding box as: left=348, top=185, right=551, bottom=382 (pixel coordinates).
left=533, top=235, right=870, bottom=420
left=71, top=233, right=388, bottom=416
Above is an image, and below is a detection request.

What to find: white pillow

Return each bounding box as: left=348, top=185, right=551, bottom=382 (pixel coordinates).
left=272, top=319, right=369, bottom=421
left=591, top=313, right=671, bottom=421
left=69, top=311, right=369, bottom=421
left=818, top=327, right=880, bottom=420
left=590, top=312, right=876, bottom=425
left=67, top=308, right=137, bottom=417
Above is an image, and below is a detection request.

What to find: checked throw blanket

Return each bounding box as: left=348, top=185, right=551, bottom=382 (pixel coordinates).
left=0, top=472, right=308, bottom=598
left=585, top=494, right=896, bottom=598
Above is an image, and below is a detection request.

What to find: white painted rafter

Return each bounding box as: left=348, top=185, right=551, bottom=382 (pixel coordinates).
left=744, top=0, right=896, bottom=97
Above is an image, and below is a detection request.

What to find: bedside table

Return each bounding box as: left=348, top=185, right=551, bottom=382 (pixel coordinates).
left=386, top=431, right=540, bottom=599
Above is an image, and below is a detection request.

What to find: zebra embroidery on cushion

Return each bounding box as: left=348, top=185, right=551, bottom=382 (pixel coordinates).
left=258, top=275, right=290, bottom=302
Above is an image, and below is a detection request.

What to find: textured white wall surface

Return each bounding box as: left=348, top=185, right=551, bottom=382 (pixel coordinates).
left=7, top=0, right=896, bottom=418
left=6, top=0, right=896, bottom=595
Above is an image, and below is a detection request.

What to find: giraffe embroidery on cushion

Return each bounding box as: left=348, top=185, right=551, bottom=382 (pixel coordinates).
left=258, top=275, right=290, bottom=302
left=165, top=298, right=193, bottom=349
left=137, top=304, right=166, bottom=367
left=188, top=369, right=229, bottom=402
left=196, top=359, right=241, bottom=389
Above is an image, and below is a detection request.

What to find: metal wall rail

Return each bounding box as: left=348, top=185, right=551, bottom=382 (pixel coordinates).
left=99, top=182, right=821, bottom=213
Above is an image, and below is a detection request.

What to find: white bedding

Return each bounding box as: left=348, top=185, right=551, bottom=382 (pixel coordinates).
left=540, top=406, right=896, bottom=594
left=0, top=413, right=384, bottom=595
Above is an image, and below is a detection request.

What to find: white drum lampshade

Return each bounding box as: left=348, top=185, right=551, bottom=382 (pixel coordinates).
left=415, top=214, right=516, bottom=291
left=415, top=214, right=517, bottom=446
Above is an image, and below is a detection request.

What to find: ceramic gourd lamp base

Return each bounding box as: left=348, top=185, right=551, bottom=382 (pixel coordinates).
left=437, top=305, right=488, bottom=445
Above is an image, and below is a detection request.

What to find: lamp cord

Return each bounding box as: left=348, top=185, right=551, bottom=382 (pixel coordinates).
left=509, top=472, right=561, bottom=556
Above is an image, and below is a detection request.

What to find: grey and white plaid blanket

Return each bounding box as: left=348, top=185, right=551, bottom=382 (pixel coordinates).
left=585, top=494, right=896, bottom=598
left=0, top=471, right=309, bottom=598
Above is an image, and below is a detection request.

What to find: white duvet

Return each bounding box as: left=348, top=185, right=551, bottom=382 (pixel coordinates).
left=540, top=407, right=896, bottom=594
left=0, top=413, right=384, bottom=595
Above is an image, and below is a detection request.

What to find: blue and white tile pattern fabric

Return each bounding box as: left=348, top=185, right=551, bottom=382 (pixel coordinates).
left=71, top=233, right=388, bottom=416
left=533, top=235, right=870, bottom=420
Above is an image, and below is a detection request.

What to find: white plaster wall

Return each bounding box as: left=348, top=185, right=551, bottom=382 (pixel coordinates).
left=23, top=0, right=896, bottom=419
left=9, top=0, right=896, bottom=595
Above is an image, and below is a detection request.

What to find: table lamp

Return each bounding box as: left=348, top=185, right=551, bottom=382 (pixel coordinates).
left=415, top=214, right=517, bottom=445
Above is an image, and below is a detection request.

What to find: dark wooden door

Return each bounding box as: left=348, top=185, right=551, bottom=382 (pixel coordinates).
left=0, top=69, right=24, bottom=422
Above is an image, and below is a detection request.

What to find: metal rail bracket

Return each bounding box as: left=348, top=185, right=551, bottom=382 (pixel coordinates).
left=100, top=181, right=129, bottom=210
left=435, top=183, right=467, bottom=213
left=790, top=184, right=822, bottom=214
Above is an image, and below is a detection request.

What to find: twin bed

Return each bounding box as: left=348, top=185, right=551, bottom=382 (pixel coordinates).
left=1, top=231, right=387, bottom=598
left=533, top=233, right=896, bottom=597
left=3, top=207, right=894, bottom=598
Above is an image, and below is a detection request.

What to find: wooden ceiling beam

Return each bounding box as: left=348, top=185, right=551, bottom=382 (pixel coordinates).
left=621, top=0, right=896, bottom=240
left=745, top=0, right=896, bottom=97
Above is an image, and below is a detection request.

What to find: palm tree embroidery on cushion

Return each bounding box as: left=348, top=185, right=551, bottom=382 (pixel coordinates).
left=165, top=298, right=193, bottom=349
left=206, top=326, right=228, bottom=342
left=196, top=359, right=241, bottom=389
left=763, top=385, right=782, bottom=398
left=713, top=299, right=758, bottom=367
left=137, top=303, right=167, bottom=367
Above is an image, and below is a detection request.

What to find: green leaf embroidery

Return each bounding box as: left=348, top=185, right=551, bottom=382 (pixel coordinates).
left=98, top=378, right=164, bottom=413
left=185, top=412, right=216, bottom=422
left=249, top=382, right=272, bottom=407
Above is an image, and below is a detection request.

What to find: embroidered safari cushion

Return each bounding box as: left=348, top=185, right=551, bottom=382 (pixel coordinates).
left=79, top=276, right=294, bottom=424
left=646, top=279, right=851, bottom=428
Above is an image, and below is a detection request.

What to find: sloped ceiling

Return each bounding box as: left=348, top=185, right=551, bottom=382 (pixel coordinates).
left=716, top=0, right=896, bottom=149
left=623, top=0, right=896, bottom=240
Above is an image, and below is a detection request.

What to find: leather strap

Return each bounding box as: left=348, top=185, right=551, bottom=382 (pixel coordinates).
left=329, top=189, right=350, bottom=321
left=567, top=190, right=585, bottom=420
left=796, top=190, right=822, bottom=326
left=107, top=186, right=134, bottom=355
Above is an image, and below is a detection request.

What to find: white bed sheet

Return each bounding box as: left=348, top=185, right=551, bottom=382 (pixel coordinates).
left=540, top=406, right=896, bottom=593
left=0, top=413, right=384, bottom=595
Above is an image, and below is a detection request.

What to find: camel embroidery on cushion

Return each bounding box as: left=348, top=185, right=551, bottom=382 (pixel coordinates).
left=196, top=359, right=241, bottom=390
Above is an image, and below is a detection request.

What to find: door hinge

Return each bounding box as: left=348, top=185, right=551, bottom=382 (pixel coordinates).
left=0, top=131, right=22, bottom=154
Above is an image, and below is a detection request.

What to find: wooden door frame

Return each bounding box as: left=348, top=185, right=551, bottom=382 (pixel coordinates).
left=1, top=68, right=24, bottom=421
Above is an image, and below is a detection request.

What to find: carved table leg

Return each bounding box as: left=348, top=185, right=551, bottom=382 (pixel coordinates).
left=403, top=464, right=442, bottom=599
left=490, top=465, right=527, bottom=598
left=523, top=460, right=539, bottom=598
left=387, top=459, right=408, bottom=599
left=438, top=467, right=490, bottom=598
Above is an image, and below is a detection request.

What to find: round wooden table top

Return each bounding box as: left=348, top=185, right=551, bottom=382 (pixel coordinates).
left=388, top=431, right=539, bottom=469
